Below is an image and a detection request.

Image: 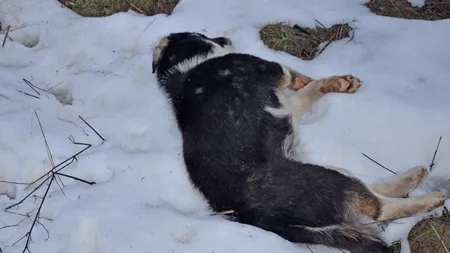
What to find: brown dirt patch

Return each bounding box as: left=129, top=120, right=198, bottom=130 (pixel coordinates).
left=58, top=0, right=180, bottom=17
left=408, top=211, right=450, bottom=253
left=259, top=22, right=353, bottom=61
left=365, top=0, right=450, bottom=21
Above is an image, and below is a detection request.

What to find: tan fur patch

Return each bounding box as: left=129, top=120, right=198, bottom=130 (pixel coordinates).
left=278, top=72, right=291, bottom=89
left=278, top=65, right=313, bottom=90
left=152, top=36, right=170, bottom=72
left=357, top=198, right=380, bottom=218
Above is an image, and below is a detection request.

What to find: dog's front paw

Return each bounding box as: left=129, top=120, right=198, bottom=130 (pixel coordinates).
left=320, top=75, right=362, bottom=94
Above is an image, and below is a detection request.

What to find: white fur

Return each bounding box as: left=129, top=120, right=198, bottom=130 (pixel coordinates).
left=169, top=43, right=232, bottom=76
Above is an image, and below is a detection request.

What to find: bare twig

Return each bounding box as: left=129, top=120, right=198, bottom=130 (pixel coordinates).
left=57, top=117, right=89, bottom=136
left=20, top=175, right=54, bottom=253
left=55, top=172, right=95, bottom=185
left=346, top=29, right=355, bottom=44
left=0, top=180, right=29, bottom=185
left=35, top=110, right=65, bottom=189
left=4, top=209, right=53, bottom=222
left=429, top=136, right=442, bottom=172
left=314, top=19, right=326, bottom=29
left=6, top=176, right=50, bottom=210
left=315, top=38, right=333, bottom=57
left=4, top=115, right=101, bottom=252
left=44, top=81, right=64, bottom=92
left=361, top=152, right=397, bottom=175
left=24, top=151, right=84, bottom=191
left=34, top=110, right=54, bottom=167
left=22, top=79, right=41, bottom=96
left=143, top=18, right=156, bottom=32
left=2, top=25, right=10, bottom=47
left=10, top=24, right=27, bottom=32
left=0, top=217, right=27, bottom=230
left=306, top=245, right=314, bottom=253
left=78, top=115, right=105, bottom=141
left=53, top=175, right=66, bottom=197
left=18, top=91, right=40, bottom=99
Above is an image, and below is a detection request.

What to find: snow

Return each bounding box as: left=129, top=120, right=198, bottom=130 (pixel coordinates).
left=408, top=0, right=425, bottom=7
left=0, top=0, right=449, bottom=252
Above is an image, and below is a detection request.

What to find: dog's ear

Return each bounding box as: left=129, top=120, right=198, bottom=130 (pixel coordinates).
left=152, top=36, right=170, bottom=73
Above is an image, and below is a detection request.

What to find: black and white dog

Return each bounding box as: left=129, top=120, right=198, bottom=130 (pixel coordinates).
left=151, top=32, right=445, bottom=253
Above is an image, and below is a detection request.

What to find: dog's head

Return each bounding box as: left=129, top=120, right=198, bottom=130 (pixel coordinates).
left=152, top=32, right=233, bottom=83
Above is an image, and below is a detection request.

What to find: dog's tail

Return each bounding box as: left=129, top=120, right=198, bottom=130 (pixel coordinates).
left=281, top=223, right=393, bottom=253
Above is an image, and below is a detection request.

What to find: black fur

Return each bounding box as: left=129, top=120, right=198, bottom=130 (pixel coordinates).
left=152, top=32, right=393, bottom=253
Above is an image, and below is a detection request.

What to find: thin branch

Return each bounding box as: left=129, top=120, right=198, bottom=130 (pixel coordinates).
left=55, top=172, right=96, bottom=185
left=53, top=175, right=66, bottom=197
left=34, top=110, right=54, bottom=167
left=361, top=152, right=397, bottom=175
left=0, top=217, right=27, bottom=230
left=11, top=233, right=28, bottom=247
left=45, top=82, right=64, bottom=92
left=4, top=209, right=53, bottom=222
left=57, top=117, right=89, bottom=136
left=23, top=79, right=46, bottom=93
left=0, top=179, right=29, bottom=185
left=78, top=115, right=105, bottom=141
left=10, top=24, right=27, bottom=32
left=35, top=219, right=50, bottom=241
left=25, top=140, right=91, bottom=190
left=22, top=79, right=40, bottom=96
left=314, top=19, right=326, bottom=28
left=315, top=38, right=333, bottom=58
left=143, top=18, right=156, bottom=32
left=4, top=116, right=99, bottom=252
left=429, top=136, right=442, bottom=172
left=18, top=91, right=40, bottom=99
left=6, top=176, right=50, bottom=210
left=20, top=176, right=54, bottom=253
left=2, top=25, right=10, bottom=47
left=35, top=110, right=65, bottom=188
left=306, top=245, right=314, bottom=253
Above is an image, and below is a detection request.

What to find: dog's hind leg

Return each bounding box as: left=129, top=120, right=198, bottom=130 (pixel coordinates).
left=351, top=180, right=446, bottom=222
left=369, top=166, right=429, bottom=198
left=374, top=191, right=446, bottom=222
left=288, top=75, right=362, bottom=116
left=326, top=165, right=429, bottom=198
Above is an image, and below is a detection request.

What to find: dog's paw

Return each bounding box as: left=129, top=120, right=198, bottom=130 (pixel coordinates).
left=406, top=166, right=429, bottom=188
left=422, top=191, right=446, bottom=211
left=320, top=75, right=362, bottom=94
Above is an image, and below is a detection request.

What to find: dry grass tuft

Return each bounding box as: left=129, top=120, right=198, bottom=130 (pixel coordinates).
left=259, top=22, right=353, bottom=61
left=365, top=0, right=450, bottom=21
left=58, top=0, right=180, bottom=17
left=408, top=212, right=450, bottom=253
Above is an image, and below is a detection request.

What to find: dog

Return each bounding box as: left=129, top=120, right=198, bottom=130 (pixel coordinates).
left=151, top=32, right=446, bottom=253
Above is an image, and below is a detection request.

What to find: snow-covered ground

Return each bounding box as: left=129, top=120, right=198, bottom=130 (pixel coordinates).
left=0, top=0, right=449, bottom=252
